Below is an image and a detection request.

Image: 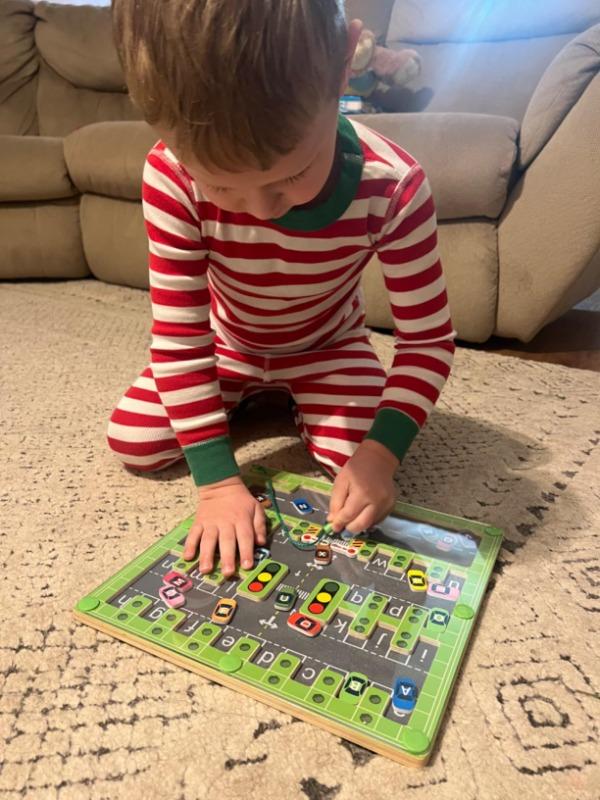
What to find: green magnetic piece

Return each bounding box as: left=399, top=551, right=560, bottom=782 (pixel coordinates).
left=172, top=558, right=197, bottom=573
left=360, top=686, right=389, bottom=712
left=271, top=653, right=301, bottom=676
left=322, top=522, right=333, bottom=535
left=219, top=654, right=243, bottom=673
left=77, top=596, right=99, bottom=612
left=348, top=590, right=384, bottom=639
left=402, top=728, right=431, bottom=755
left=454, top=604, right=475, bottom=620
left=204, top=568, right=225, bottom=585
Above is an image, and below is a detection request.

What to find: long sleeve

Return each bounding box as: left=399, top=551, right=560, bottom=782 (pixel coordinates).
left=363, top=164, right=456, bottom=462
left=142, top=147, right=240, bottom=485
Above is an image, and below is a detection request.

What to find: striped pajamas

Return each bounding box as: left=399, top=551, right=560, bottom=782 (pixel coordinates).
left=107, top=329, right=388, bottom=479
left=107, top=117, right=456, bottom=486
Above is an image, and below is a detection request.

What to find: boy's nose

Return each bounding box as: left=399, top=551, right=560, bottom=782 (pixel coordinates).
left=248, top=191, right=286, bottom=220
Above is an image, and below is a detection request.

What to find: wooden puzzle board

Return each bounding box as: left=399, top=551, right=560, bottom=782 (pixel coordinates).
left=74, top=465, right=503, bottom=766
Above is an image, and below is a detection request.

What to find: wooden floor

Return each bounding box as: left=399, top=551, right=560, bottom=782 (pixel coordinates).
left=466, top=308, right=600, bottom=372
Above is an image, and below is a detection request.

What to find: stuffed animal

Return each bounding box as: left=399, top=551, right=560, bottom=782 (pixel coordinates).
left=347, top=28, right=422, bottom=112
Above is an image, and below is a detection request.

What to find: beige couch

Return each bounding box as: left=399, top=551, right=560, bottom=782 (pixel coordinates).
left=1, top=0, right=600, bottom=342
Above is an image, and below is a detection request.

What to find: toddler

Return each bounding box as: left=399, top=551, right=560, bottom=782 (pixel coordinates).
left=108, top=0, right=456, bottom=578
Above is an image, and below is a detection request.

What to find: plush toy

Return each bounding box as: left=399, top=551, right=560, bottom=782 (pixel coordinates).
left=347, top=28, right=422, bottom=113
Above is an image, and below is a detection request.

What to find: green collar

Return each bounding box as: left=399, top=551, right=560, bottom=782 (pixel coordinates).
left=271, top=115, right=364, bottom=232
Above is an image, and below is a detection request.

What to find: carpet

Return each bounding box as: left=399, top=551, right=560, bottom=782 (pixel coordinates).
left=1, top=279, right=599, bottom=800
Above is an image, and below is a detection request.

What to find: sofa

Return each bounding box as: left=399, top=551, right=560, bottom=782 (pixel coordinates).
left=1, top=0, right=600, bottom=342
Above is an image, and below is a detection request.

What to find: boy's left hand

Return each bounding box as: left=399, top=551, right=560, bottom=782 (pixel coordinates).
left=327, top=439, right=399, bottom=535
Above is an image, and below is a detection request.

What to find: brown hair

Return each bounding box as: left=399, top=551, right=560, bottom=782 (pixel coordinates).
left=112, top=0, right=348, bottom=171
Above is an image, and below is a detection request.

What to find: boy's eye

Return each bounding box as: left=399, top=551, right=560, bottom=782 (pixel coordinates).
left=285, top=167, right=308, bottom=184
left=206, top=164, right=309, bottom=193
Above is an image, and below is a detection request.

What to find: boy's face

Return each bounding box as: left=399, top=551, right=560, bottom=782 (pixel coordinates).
left=157, top=101, right=340, bottom=221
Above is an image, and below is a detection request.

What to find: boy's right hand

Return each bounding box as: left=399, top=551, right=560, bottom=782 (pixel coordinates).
left=183, top=475, right=267, bottom=578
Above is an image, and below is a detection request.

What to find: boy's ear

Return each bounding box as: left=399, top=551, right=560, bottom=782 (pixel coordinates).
left=339, top=18, right=364, bottom=96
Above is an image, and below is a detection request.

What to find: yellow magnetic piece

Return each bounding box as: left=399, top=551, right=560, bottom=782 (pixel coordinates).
left=258, top=572, right=273, bottom=582
left=316, top=592, right=332, bottom=603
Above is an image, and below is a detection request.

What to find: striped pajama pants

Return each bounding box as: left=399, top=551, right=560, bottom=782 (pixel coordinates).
left=106, top=330, right=387, bottom=481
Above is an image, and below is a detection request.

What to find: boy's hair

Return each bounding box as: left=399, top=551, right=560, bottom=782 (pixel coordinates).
left=112, top=0, right=348, bottom=171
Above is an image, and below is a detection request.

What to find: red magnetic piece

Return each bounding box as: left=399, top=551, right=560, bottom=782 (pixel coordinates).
left=163, top=570, right=193, bottom=592
left=287, top=612, right=322, bottom=637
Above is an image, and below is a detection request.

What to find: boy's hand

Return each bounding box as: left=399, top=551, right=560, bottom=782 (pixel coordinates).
left=327, top=440, right=399, bottom=535
left=183, top=475, right=267, bottom=578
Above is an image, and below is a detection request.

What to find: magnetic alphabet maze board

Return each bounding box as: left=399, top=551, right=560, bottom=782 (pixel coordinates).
left=74, top=465, right=502, bottom=766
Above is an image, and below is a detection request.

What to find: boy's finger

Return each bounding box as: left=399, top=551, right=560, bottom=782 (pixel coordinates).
left=198, top=526, right=218, bottom=573
left=331, top=493, right=366, bottom=532
left=183, top=524, right=202, bottom=560
left=343, top=504, right=376, bottom=536
left=328, top=474, right=349, bottom=522
left=237, top=524, right=256, bottom=571
left=253, top=505, right=268, bottom=545
left=218, top=525, right=237, bottom=577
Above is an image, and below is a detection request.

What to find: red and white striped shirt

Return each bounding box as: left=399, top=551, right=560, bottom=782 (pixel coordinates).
left=142, top=116, right=455, bottom=485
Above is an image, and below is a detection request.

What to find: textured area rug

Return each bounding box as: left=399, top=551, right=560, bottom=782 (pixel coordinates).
left=1, top=280, right=599, bottom=800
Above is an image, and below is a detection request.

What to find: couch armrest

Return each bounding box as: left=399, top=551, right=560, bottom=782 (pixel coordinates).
left=64, top=121, right=157, bottom=199
left=519, top=23, right=600, bottom=168
left=497, top=73, right=600, bottom=341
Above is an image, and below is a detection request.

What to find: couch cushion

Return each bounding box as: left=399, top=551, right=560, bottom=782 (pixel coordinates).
left=34, top=0, right=124, bottom=92
left=520, top=23, right=600, bottom=168
left=64, top=121, right=158, bottom=200
left=390, top=35, right=572, bottom=122
left=37, top=61, right=142, bottom=138
left=356, top=112, right=518, bottom=220
left=0, top=0, right=38, bottom=136
left=388, top=0, right=600, bottom=43
left=0, top=135, right=76, bottom=202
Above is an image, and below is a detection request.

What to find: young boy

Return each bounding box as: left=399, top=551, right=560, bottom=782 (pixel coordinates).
left=108, top=0, right=455, bottom=580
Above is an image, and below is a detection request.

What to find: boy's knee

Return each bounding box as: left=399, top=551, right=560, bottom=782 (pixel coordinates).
left=122, top=460, right=173, bottom=475
left=107, top=439, right=185, bottom=474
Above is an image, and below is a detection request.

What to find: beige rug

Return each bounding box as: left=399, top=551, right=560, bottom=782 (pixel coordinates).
left=1, top=279, right=599, bottom=800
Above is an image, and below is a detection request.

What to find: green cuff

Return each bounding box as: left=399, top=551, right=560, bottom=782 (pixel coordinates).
left=184, top=435, right=240, bottom=486
left=364, top=407, right=420, bottom=463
